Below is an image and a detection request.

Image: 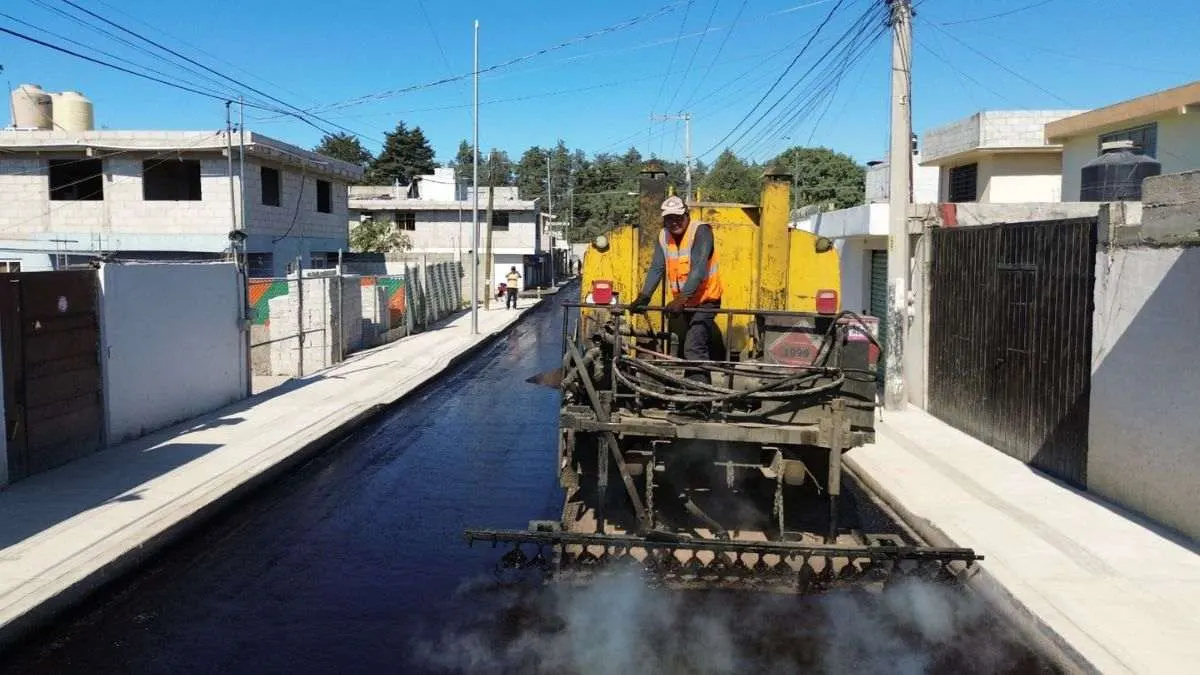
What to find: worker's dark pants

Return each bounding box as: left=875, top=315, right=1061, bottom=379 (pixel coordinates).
left=506, top=287, right=519, bottom=309
left=670, top=301, right=719, bottom=384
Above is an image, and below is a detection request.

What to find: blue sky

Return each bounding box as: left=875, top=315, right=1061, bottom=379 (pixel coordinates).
left=2, top=0, right=1197, bottom=166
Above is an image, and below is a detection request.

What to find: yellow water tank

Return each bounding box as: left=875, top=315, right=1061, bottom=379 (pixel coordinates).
left=11, top=84, right=53, bottom=129
left=52, top=91, right=94, bottom=132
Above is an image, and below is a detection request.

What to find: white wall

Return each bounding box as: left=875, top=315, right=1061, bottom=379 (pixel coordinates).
left=979, top=153, right=1063, bottom=203
left=99, top=262, right=246, bottom=445
left=351, top=208, right=539, bottom=255
left=864, top=156, right=940, bottom=204
left=1060, top=112, right=1200, bottom=200
left=1089, top=246, right=1200, bottom=541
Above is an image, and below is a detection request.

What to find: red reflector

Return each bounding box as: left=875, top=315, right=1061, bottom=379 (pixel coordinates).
left=816, top=289, right=838, bottom=315
left=592, top=280, right=613, bottom=305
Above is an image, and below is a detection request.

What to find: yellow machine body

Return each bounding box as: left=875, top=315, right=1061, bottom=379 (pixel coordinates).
left=579, top=171, right=842, bottom=354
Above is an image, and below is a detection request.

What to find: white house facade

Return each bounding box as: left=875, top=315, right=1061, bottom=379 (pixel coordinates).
left=0, top=129, right=361, bottom=276
left=1047, top=80, right=1200, bottom=201
left=348, top=168, right=548, bottom=290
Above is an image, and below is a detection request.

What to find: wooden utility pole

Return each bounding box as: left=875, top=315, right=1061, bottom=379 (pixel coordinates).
left=885, top=0, right=913, bottom=410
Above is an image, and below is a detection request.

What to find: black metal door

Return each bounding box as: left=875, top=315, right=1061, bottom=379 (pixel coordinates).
left=0, top=270, right=103, bottom=480
left=929, top=219, right=1096, bottom=487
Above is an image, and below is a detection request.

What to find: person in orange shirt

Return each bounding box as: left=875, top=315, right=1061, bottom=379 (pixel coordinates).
left=631, top=195, right=723, bottom=383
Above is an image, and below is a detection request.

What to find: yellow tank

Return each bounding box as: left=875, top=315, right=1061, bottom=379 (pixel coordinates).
left=578, top=163, right=841, bottom=354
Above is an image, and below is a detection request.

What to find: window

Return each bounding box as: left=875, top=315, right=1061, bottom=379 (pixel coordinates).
left=0, top=261, right=21, bottom=273
left=261, top=166, right=281, bottom=207
left=491, top=212, right=510, bottom=231
left=395, top=211, right=416, bottom=231
left=143, top=159, right=201, bottom=200
left=947, top=163, right=978, bottom=203
left=247, top=253, right=273, bottom=278
left=49, top=159, right=104, bottom=201
left=316, top=179, right=332, bottom=213
left=1099, top=123, right=1157, bottom=158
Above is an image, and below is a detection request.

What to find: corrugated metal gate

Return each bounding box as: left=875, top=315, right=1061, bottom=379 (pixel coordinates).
left=928, top=219, right=1096, bottom=487
left=869, top=250, right=888, bottom=384
left=0, top=270, right=103, bottom=480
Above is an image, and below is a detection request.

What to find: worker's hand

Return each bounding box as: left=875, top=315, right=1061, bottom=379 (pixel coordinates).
left=629, top=295, right=651, bottom=314
left=665, top=295, right=689, bottom=315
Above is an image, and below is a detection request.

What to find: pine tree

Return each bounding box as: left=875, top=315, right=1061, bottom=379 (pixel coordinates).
left=368, top=122, right=436, bottom=185
left=313, top=133, right=374, bottom=180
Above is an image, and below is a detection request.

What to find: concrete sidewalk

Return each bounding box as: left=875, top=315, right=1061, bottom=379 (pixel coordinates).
left=0, top=300, right=542, bottom=650
left=847, top=406, right=1200, bottom=675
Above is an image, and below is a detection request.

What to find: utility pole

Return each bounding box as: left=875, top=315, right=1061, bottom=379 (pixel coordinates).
left=470, top=19, right=480, bottom=334
left=238, top=97, right=252, bottom=398
left=225, top=101, right=236, bottom=260
left=650, top=112, right=693, bottom=203
left=546, top=154, right=553, bottom=288
left=484, top=180, right=494, bottom=310
left=885, top=0, right=912, bottom=410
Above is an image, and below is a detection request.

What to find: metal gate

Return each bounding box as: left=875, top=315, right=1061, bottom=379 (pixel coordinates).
left=869, top=250, right=888, bottom=384
left=0, top=270, right=103, bottom=480
left=928, top=219, right=1096, bottom=487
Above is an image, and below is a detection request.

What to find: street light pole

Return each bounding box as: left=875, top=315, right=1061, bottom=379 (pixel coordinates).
left=470, top=19, right=480, bottom=334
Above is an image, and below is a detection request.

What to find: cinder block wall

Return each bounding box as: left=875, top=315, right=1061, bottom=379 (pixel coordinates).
left=1089, top=175, right=1200, bottom=542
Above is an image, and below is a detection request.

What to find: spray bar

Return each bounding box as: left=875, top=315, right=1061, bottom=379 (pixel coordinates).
left=464, top=529, right=983, bottom=563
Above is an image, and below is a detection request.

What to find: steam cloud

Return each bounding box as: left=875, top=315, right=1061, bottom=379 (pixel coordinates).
left=412, top=571, right=1035, bottom=675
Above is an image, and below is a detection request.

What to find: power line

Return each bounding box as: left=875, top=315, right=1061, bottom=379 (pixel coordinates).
left=295, top=2, right=689, bottom=117
left=722, top=0, right=882, bottom=158
left=90, top=0, right=318, bottom=104
left=681, top=0, right=746, bottom=109
left=941, top=0, right=1059, bottom=26
left=52, top=0, right=363, bottom=140
left=922, top=17, right=1075, bottom=106
left=665, top=0, right=719, bottom=112
left=696, top=0, right=851, bottom=159
left=0, top=10, right=236, bottom=102
left=0, top=25, right=269, bottom=105
left=651, top=0, right=695, bottom=118
left=737, top=9, right=885, bottom=158
left=26, top=0, right=263, bottom=107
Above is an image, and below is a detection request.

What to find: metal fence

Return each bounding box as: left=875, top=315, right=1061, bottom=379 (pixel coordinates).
left=249, top=260, right=464, bottom=379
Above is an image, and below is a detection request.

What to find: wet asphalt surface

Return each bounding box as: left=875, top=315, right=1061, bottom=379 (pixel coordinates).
left=0, top=289, right=1055, bottom=675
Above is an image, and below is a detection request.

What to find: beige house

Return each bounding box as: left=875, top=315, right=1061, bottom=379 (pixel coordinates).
left=920, top=110, right=1084, bottom=203
left=1047, top=80, right=1200, bottom=201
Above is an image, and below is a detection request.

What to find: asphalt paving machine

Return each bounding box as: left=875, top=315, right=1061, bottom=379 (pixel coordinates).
left=465, top=162, right=981, bottom=592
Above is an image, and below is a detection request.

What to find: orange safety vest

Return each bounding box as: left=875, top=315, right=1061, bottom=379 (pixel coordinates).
left=660, top=220, right=722, bottom=305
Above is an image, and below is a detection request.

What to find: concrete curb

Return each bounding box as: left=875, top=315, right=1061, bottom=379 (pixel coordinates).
left=843, top=453, right=1097, bottom=675
left=0, top=301, right=546, bottom=653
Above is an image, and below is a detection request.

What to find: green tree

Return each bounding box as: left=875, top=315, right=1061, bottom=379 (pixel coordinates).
left=368, top=122, right=436, bottom=185
left=514, top=145, right=548, bottom=200
left=450, top=139, right=473, bottom=173
left=485, top=149, right=515, bottom=186
left=313, top=132, right=374, bottom=180
left=699, top=149, right=760, bottom=204
left=349, top=218, right=413, bottom=253
left=772, top=146, right=865, bottom=210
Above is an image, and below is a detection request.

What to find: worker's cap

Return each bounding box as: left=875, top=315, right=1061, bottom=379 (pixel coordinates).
left=660, top=195, right=687, bottom=217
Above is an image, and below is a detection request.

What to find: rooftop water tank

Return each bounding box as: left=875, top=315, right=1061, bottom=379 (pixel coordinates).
left=52, top=91, right=94, bottom=132
left=11, top=84, right=53, bottom=129
left=1080, top=140, right=1161, bottom=202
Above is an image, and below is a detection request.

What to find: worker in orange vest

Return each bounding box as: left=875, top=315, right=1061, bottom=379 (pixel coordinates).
left=631, top=195, right=723, bottom=383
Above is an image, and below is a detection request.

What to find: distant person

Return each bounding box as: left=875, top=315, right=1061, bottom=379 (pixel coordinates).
left=505, top=266, right=521, bottom=309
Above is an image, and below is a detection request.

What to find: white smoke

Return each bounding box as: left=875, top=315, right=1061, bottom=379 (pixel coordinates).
left=412, top=571, right=1031, bottom=675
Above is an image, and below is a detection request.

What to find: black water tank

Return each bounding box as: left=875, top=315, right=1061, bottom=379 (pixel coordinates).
left=1080, top=140, right=1161, bottom=201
